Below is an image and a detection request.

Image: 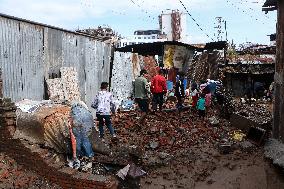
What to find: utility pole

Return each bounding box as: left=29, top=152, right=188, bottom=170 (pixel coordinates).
left=224, top=20, right=228, bottom=41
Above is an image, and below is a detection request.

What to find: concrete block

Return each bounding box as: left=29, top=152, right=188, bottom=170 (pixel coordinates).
left=247, top=127, right=266, bottom=145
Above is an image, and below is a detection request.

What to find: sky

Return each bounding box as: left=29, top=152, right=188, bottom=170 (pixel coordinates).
left=0, top=0, right=277, bottom=45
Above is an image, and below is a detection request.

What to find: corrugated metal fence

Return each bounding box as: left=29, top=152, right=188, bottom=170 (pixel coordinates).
left=0, top=15, right=111, bottom=109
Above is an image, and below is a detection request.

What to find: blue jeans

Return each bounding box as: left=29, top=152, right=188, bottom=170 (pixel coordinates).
left=96, top=114, right=115, bottom=138
left=72, top=127, right=94, bottom=157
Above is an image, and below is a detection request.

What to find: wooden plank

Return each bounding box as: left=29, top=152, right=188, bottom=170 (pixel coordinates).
left=274, top=0, right=284, bottom=141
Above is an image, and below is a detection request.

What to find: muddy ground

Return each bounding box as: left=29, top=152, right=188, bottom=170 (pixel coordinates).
left=140, top=144, right=284, bottom=189
left=1, top=103, right=284, bottom=189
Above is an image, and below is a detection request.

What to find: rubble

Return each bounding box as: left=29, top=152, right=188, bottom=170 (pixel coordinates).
left=46, top=67, right=81, bottom=102
left=110, top=110, right=235, bottom=161
left=0, top=153, right=60, bottom=189
left=0, top=89, right=278, bottom=189
left=208, top=116, right=219, bottom=126
left=234, top=103, right=272, bottom=125
left=265, top=138, right=284, bottom=168
left=239, top=141, right=255, bottom=152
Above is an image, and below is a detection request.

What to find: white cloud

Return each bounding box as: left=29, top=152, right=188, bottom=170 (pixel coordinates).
left=0, top=0, right=223, bottom=24
left=0, top=0, right=276, bottom=45
left=186, top=34, right=209, bottom=44
left=0, top=0, right=224, bottom=30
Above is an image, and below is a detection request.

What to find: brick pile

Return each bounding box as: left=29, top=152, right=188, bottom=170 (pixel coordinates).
left=110, top=110, right=232, bottom=158
left=0, top=98, right=17, bottom=133
left=142, top=56, right=158, bottom=81
left=0, top=98, right=118, bottom=189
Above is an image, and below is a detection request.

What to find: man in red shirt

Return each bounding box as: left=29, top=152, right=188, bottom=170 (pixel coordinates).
left=151, top=69, right=167, bottom=111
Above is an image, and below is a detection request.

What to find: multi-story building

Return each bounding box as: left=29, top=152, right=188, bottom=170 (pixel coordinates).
left=116, top=30, right=166, bottom=48
left=117, top=10, right=188, bottom=48
left=159, top=10, right=187, bottom=42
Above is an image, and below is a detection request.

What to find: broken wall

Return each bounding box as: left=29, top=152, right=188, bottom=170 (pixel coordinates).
left=111, top=52, right=141, bottom=106
left=111, top=52, right=158, bottom=106
left=0, top=15, right=111, bottom=110
left=46, top=67, right=81, bottom=102
left=221, top=64, right=275, bottom=97
left=188, top=51, right=221, bottom=82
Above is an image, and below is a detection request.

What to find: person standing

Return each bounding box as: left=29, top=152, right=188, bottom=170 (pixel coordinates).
left=151, top=69, right=167, bottom=111
left=133, top=69, right=150, bottom=123
left=191, top=86, right=199, bottom=108
left=205, top=92, right=212, bottom=108
left=197, top=94, right=206, bottom=119
left=91, top=82, right=116, bottom=139
left=175, top=72, right=185, bottom=110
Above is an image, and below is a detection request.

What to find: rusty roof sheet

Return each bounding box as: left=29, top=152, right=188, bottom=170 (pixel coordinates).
left=263, top=0, right=277, bottom=7
left=262, top=0, right=277, bottom=12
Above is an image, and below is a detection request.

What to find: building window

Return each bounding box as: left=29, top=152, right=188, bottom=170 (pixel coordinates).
left=144, top=37, right=146, bottom=39
left=148, top=37, right=151, bottom=39
left=152, top=36, right=156, bottom=39
left=123, top=42, right=127, bottom=46
left=138, top=37, right=141, bottom=39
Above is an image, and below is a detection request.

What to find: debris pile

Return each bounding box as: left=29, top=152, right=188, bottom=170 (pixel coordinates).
left=142, top=56, right=158, bottom=81
left=46, top=67, right=81, bottom=102
left=112, top=110, right=233, bottom=161
left=0, top=153, right=60, bottom=189
left=188, top=51, right=221, bottom=82
left=234, top=102, right=272, bottom=125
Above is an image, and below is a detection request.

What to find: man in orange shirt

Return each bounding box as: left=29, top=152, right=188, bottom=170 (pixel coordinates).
left=151, top=69, right=167, bottom=111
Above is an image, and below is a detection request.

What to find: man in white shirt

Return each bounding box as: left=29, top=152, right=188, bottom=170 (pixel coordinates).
left=91, top=82, right=116, bottom=139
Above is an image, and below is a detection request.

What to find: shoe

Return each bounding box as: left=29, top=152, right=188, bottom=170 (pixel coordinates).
left=99, top=135, right=104, bottom=139
left=73, top=159, right=80, bottom=170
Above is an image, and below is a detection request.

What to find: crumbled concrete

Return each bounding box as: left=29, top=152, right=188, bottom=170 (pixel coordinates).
left=264, top=138, right=284, bottom=168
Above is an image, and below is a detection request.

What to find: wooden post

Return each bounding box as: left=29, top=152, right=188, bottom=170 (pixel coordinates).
left=273, top=0, right=284, bottom=141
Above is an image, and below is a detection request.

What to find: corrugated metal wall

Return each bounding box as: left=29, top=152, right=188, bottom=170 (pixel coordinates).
left=0, top=15, right=111, bottom=109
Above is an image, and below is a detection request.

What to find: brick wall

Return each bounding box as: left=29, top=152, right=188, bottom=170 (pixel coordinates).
left=0, top=98, right=118, bottom=189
